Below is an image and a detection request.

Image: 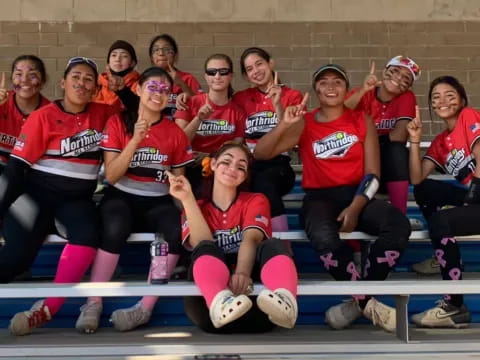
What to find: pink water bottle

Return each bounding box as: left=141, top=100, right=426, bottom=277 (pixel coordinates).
left=149, top=233, right=168, bottom=284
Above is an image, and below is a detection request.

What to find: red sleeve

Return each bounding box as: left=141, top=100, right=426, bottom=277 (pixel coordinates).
left=242, top=194, right=272, bottom=238
left=174, top=96, right=195, bottom=122
left=100, top=114, right=124, bottom=152
left=11, top=110, right=48, bottom=165
left=459, top=107, right=480, bottom=150
left=181, top=199, right=206, bottom=249
left=183, top=73, right=202, bottom=94
left=346, top=87, right=366, bottom=112
left=171, top=126, right=194, bottom=168
left=424, top=136, right=444, bottom=170
left=234, top=107, right=246, bottom=138
left=396, top=91, right=416, bottom=120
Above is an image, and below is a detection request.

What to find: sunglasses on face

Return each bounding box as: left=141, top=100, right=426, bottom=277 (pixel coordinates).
left=205, top=68, right=232, bottom=76
left=66, top=57, right=98, bottom=72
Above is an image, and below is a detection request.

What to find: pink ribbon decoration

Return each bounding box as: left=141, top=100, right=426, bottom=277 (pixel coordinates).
left=440, top=237, right=456, bottom=246
left=320, top=253, right=338, bottom=270
left=449, top=267, right=462, bottom=280
left=376, top=250, right=400, bottom=267
left=346, top=261, right=360, bottom=281
left=435, top=249, right=447, bottom=268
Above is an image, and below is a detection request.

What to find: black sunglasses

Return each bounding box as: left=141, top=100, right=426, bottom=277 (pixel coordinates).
left=205, top=68, right=232, bottom=76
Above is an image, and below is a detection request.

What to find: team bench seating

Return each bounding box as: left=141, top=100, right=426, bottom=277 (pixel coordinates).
left=1, top=277, right=479, bottom=343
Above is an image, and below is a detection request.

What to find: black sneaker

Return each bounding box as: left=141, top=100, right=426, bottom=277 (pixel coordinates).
left=411, top=299, right=471, bottom=328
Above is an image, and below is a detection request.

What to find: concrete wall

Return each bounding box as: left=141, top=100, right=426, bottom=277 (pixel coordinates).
left=0, top=1, right=480, bottom=138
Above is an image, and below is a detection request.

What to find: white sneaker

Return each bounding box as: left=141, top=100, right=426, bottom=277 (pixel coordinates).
left=363, top=298, right=396, bottom=333
left=209, top=289, right=252, bottom=328
left=75, top=301, right=103, bottom=334
left=411, top=299, right=471, bottom=328
left=325, top=298, right=362, bottom=330
left=110, top=302, right=152, bottom=332
left=257, top=288, right=298, bottom=329
left=9, top=300, right=52, bottom=336
left=412, top=256, right=441, bottom=275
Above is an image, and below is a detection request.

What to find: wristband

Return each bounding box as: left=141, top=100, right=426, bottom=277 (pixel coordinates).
left=355, top=174, right=380, bottom=200
left=464, top=176, right=480, bottom=204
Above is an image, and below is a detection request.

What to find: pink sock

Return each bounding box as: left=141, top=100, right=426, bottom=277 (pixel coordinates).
left=44, top=244, right=96, bottom=316
left=386, top=181, right=408, bottom=215
left=261, top=255, right=298, bottom=297
left=87, top=249, right=120, bottom=304
left=272, top=215, right=293, bottom=254
left=140, top=254, right=180, bottom=311
left=193, top=255, right=229, bottom=307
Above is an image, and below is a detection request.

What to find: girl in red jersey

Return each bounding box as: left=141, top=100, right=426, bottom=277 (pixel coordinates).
left=255, top=64, right=410, bottom=333
left=1, top=57, right=115, bottom=335
left=94, top=40, right=140, bottom=113
left=75, top=67, right=193, bottom=333
left=233, top=47, right=303, bottom=239
left=408, top=76, right=478, bottom=328
left=175, top=53, right=245, bottom=196
left=0, top=55, right=50, bottom=170
left=169, top=142, right=298, bottom=333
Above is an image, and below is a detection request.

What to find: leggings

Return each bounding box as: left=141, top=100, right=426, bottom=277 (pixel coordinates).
left=251, top=156, right=295, bottom=217
left=0, top=183, right=98, bottom=283
left=184, top=238, right=290, bottom=333
left=414, top=179, right=480, bottom=306
left=379, top=135, right=409, bottom=183
left=98, top=187, right=182, bottom=254
left=301, top=186, right=411, bottom=281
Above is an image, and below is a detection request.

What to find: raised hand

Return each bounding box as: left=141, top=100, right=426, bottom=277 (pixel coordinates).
left=362, top=62, right=382, bottom=93
left=197, top=94, right=214, bottom=121
left=166, top=170, right=193, bottom=202
left=133, top=107, right=150, bottom=141
left=0, top=72, right=9, bottom=106
left=265, top=71, right=282, bottom=106
left=167, top=60, right=178, bottom=84
left=106, top=66, right=125, bottom=92
left=282, top=92, right=309, bottom=126
left=176, top=92, right=189, bottom=111
left=407, top=106, right=422, bottom=143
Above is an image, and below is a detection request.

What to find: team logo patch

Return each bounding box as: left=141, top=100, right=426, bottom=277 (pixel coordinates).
left=197, top=119, right=235, bottom=136
left=245, top=111, right=278, bottom=135
left=130, top=147, right=168, bottom=167
left=214, top=226, right=242, bottom=253
left=470, top=123, right=480, bottom=133
left=60, top=129, right=102, bottom=156
left=312, top=131, right=359, bottom=159
left=445, top=148, right=474, bottom=176
left=255, top=214, right=269, bottom=227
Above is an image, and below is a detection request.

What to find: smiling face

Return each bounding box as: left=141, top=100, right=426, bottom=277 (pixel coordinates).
left=211, top=146, right=249, bottom=188
left=430, top=83, right=464, bottom=121
left=109, top=49, right=134, bottom=73
left=137, top=75, right=172, bottom=113
left=11, top=60, right=44, bottom=99
left=314, top=71, right=347, bottom=107
left=61, top=63, right=97, bottom=110
left=204, top=58, right=232, bottom=92
left=242, top=53, right=274, bottom=88
left=382, top=65, right=413, bottom=95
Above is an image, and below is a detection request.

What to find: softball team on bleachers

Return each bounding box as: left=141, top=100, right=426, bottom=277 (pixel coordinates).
left=0, top=33, right=477, bottom=335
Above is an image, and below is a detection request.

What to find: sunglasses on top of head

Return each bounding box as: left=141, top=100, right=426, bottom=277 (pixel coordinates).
left=205, top=68, right=232, bottom=76
left=66, top=57, right=98, bottom=72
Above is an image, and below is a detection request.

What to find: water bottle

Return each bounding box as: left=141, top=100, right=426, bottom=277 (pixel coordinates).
left=149, top=233, right=169, bottom=284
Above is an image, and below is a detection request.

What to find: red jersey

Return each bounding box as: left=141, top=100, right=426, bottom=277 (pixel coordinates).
left=175, top=93, right=245, bottom=153
left=182, top=192, right=271, bottom=254
left=12, top=101, right=114, bottom=186
left=101, top=115, right=194, bottom=196
left=424, top=107, right=480, bottom=185
left=299, top=108, right=367, bottom=189
left=233, top=86, right=303, bottom=152
left=348, top=87, right=416, bottom=135
left=0, top=92, right=50, bottom=166
left=165, top=70, right=202, bottom=120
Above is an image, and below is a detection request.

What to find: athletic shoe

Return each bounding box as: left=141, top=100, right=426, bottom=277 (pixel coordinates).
left=110, top=302, right=152, bottom=332
left=209, top=289, right=252, bottom=328
left=9, top=300, right=52, bottom=336
left=75, top=301, right=103, bottom=334
left=411, top=299, right=471, bottom=328
left=412, top=256, right=441, bottom=275
left=325, top=298, right=362, bottom=330
left=363, top=297, right=396, bottom=333
left=257, top=288, right=298, bottom=329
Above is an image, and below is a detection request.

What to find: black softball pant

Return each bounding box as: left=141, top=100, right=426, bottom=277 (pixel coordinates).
left=98, top=186, right=182, bottom=255
left=0, top=183, right=98, bottom=283
left=184, top=238, right=289, bottom=333
left=251, top=156, right=295, bottom=218
left=301, top=186, right=411, bottom=281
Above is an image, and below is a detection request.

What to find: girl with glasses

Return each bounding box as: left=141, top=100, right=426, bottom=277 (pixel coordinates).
left=75, top=67, right=194, bottom=334
left=4, top=57, right=116, bottom=336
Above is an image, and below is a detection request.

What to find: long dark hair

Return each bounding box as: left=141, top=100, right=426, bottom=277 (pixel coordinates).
left=428, top=75, right=468, bottom=120
left=123, top=67, right=173, bottom=135
left=204, top=53, right=235, bottom=98
left=149, top=34, right=178, bottom=59
left=239, top=47, right=279, bottom=85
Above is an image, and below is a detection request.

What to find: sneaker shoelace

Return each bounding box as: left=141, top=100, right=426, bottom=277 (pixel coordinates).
left=80, top=302, right=101, bottom=314
left=368, top=302, right=390, bottom=326
left=27, top=307, right=49, bottom=328
left=125, top=305, right=149, bottom=324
